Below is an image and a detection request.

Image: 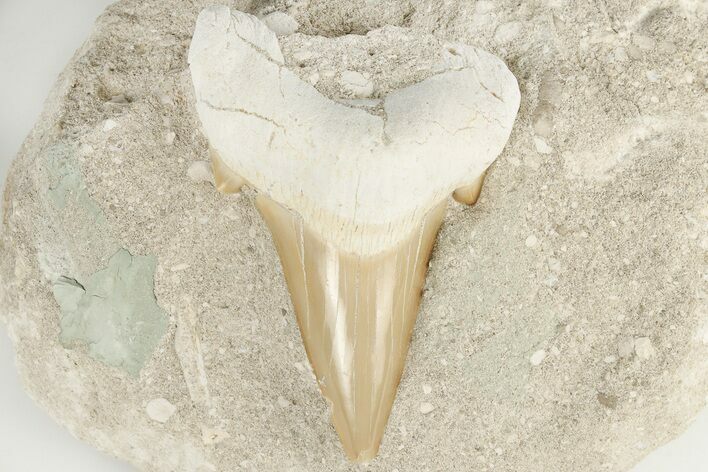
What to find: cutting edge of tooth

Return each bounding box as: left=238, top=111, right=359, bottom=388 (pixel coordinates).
left=453, top=171, right=486, bottom=205
left=210, top=147, right=246, bottom=194
left=256, top=194, right=447, bottom=462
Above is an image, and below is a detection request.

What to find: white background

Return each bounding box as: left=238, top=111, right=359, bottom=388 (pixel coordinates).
left=0, top=1, right=705, bottom=470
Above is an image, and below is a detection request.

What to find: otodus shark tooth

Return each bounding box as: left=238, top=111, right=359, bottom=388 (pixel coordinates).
left=189, top=5, right=520, bottom=461
left=257, top=196, right=446, bottom=461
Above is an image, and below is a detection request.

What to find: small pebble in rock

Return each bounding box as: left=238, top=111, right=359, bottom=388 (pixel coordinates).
left=201, top=426, right=230, bottom=445
left=634, top=337, right=655, bottom=359
left=525, top=234, right=538, bottom=248
left=170, top=263, right=190, bottom=272
left=103, top=119, right=118, bottom=131
left=146, top=398, right=176, bottom=423
left=262, top=11, right=299, bottom=36
left=308, top=73, right=320, bottom=86
left=548, top=258, right=561, bottom=272
left=597, top=392, right=618, bottom=409
left=626, top=44, right=642, bottom=60
left=494, top=21, right=521, bottom=43
left=165, top=131, right=176, bottom=145
left=604, top=355, right=617, bottom=364
left=292, top=50, right=314, bottom=64
left=419, top=402, right=435, bottom=414
left=530, top=349, right=546, bottom=366
left=277, top=396, right=290, bottom=408
left=187, top=161, right=214, bottom=184
left=340, top=70, right=374, bottom=98
left=223, top=207, right=240, bottom=221
left=632, top=34, right=655, bottom=50
left=533, top=136, right=553, bottom=154
left=658, top=41, right=677, bottom=54
left=108, top=94, right=129, bottom=105
left=645, top=70, right=660, bottom=82
left=476, top=1, right=495, bottom=13
left=423, top=384, right=432, bottom=395
left=613, top=47, right=629, bottom=62
left=618, top=337, right=635, bottom=358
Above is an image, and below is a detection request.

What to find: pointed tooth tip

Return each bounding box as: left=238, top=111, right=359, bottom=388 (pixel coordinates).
left=348, top=445, right=380, bottom=463
left=256, top=196, right=446, bottom=462
left=323, top=386, right=389, bottom=463
left=319, top=395, right=382, bottom=462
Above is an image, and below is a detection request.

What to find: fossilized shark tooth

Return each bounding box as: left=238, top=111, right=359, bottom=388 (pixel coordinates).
left=189, top=6, right=520, bottom=461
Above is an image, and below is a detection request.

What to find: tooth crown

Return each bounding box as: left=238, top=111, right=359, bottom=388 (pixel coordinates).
left=256, top=195, right=448, bottom=461
left=188, top=5, right=520, bottom=255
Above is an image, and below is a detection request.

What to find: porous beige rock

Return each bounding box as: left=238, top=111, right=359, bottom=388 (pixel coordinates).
left=0, top=1, right=706, bottom=471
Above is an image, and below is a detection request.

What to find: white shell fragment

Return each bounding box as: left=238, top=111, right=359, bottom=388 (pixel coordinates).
left=201, top=426, right=230, bottom=445
left=340, top=70, right=375, bottom=98
left=530, top=349, right=547, bottom=366
left=187, top=160, right=214, bottom=184
left=146, top=398, right=177, bottom=423
left=262, top=11, right=299, bottom=36
left=635, top=337, right=656, bottom=359
left=103, top=119, right=118, bottom=131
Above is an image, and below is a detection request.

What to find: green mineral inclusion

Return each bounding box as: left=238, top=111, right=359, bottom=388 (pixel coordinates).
left=52, top=248, right=167, bottom=376
left=45, top=143, right=106, bottom=225
left=43, top=143, right=167, bottom=375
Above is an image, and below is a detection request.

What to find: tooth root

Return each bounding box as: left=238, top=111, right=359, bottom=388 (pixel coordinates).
left=453, top=171, right=486, bottom=205
left=210, top=147, right=246, bottom=194
left=256, top=196, right=447, bottom=462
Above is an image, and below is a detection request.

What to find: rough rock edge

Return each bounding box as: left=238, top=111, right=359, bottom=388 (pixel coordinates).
left=0, top=0, right=707, bottom=471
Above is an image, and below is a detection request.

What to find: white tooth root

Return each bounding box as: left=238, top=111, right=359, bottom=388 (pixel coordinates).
left=189, top=6, right=520, bottom=461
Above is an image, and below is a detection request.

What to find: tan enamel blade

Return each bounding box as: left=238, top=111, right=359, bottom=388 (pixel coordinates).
left=256, top=196, right=446, bottom=462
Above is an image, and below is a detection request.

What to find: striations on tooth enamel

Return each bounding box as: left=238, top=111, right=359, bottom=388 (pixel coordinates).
left=189, top=5, right=520, bottom=461
left=256, top=195, right=447, bottom=461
